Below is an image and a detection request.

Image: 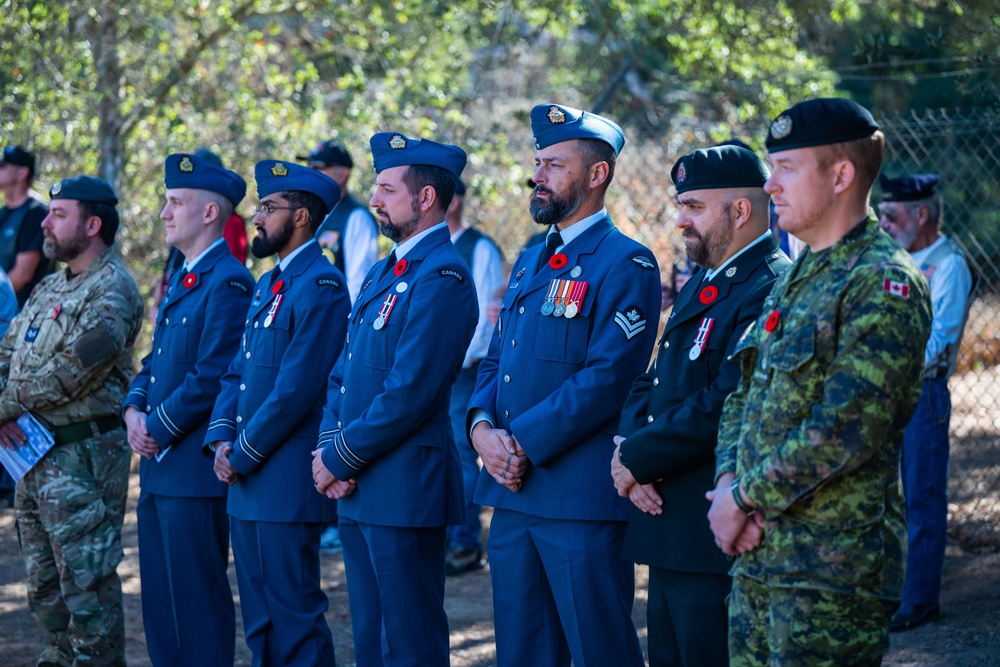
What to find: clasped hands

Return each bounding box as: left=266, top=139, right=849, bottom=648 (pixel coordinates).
left=610, top=435, right=663, bottom=515
left=124, top=406, right=161, bottom=460
left=471, top=422, right=528, bottom=492
left=706, top=472, right=764, bottom=556
left=311, top=449, right=357, bottom=499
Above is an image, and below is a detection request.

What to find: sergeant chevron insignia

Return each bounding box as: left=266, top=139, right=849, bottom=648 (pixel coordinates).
left=614, top=306, right=646, bottom=340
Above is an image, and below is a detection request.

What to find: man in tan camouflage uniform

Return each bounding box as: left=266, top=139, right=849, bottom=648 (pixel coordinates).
left=0, top=175, right=142, bottom=667
left=707, top=99, right=933, bottom=666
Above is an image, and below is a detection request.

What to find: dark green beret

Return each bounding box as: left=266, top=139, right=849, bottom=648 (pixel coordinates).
left=49, top=175, right=118, bottom=206
left=766, top=98, right=879, bottom=153
left=671, top=146, right=770, bottom=195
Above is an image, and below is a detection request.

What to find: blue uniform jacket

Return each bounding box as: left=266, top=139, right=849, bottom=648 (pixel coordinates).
left=319, top=226, right=477, bottom=528
left=469, top=215, right=661, bottom=521
left=204, top=242, right=350, bottom=523
left=124, top=242, right=253, bottom=497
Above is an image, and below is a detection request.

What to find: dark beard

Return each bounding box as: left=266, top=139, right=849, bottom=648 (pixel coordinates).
left=530, top=182, right=586, bottom=227
left=684, top=209, right=734, bottom=270
left=377, top=202, right=421, bottom=244
left=251, top=217, right=296, bottom=258
left=43, top=227, right=89, bottom=263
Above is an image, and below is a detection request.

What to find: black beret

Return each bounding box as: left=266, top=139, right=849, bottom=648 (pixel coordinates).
left=879, top=173, right=940, bottom=202
left=49, top=175, right=118, bottom=206
left=766, top=98, right=879, bottom=153
left=530, top=103, right=626, bottom=156
left=297, top=139, right=354, bottom=168
left=671, top=146, right=770, bottom=195
left=1, top=145, right=35, bottom=172
left=165, top=153, right=247, bottom=207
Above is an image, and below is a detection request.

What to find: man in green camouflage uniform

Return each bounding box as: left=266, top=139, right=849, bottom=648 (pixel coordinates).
left=707, top=99, right=933, bottom=666
left=0, top=176, right=142, bottom=667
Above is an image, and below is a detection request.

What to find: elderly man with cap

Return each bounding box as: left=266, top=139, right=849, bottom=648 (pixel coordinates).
left=311, top=132, right=477, bottom=666
left=444, top=177, right=506, bottom=576
left=706, top=98, right=932, bottom=666
left=878, top=173, right=974, bottom=632
left=0, top=144, right=53, bottom=309
left=205, top=160, right=349, bottom=666
left=612, top=145, right=790, bottom=667
left=122, top=152, right=254, bottom=666
left=300, top=139, right=379, bottom=303
left=467, top=103, right=660, bottom=666
left=0, top=175, right=142, bottom=666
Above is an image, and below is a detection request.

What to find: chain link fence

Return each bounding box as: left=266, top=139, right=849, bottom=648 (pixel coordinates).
left=465, top=107, right=1000, bottom=551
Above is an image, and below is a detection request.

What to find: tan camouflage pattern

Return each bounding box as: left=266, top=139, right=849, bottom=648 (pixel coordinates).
left=716, top=214, right=932, bottom=598
left=0, top=247, right=142, bottom=426
left=3, top=247, right=140, bottom=667
left=729, top=575, right=895, bottom=667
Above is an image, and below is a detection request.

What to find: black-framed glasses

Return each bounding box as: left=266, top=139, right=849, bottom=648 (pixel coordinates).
left=252, top=204, right=299, bottom=218
left=879, top=208, right=899, bottom=223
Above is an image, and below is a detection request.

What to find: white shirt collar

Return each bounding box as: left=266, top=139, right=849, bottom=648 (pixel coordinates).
left=545, top=207, right=608, bottom=251
left=277, top=239, right=317, bottom=272
left=182, top=237, right=226, bottom=273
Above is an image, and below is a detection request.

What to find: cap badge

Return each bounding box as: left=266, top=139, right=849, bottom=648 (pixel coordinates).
left=179, top=156, right=194, bottom=173
left=771, top=115, right=793, bottom=140
left=676, top=162, right=687, bottom=184
left=389, top=134, right=407, bottom=150
left=270, top=162, right=288, bottom=177
left=547, top=106, right=566, bottom=124
left=50, top=182, right=62, bottom=196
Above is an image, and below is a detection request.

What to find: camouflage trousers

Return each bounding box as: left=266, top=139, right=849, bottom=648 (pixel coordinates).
left=15, top=429, right=130, bottom=667
left=729, top=575, right=896, bottom=667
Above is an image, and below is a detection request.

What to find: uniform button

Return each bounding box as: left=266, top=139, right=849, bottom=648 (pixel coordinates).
left=647, top=415, right=654, bottom=423
left=360, top=318, right=364, bottom=324
left=663, top=341, right=669, bottom=349
left=340, top=386, right=346, bottom=394
left=503, top=375, right=510, bottom=383
left=150, top=376, right=156, bottom=383
left=236, top=416, right=243, bottom=423
left=157, top=348, right=162, bottom=355
left=165, top=318, right=170, bottom=325
left=246, top=352, right=251, bottom=359
left=337, top=421, right=343, bottom=428
left=511, top=340, right=516, bottom=348
left=145, top=406, right=151, bottom=413
left=518, top=306, right=525, bottom=314
left=653, top=378, right=659, bottom=386
left=240, top=383, right=246, bottom=391
left=245, top=319, right=249, bottom=326
left=504, top=410, right=510, bottom=418
left=348, top=353, right=352, bottom=360
left=254, top=321, right=259, bottom=329
left=346, top=334, right=350, bottom=343
left=182, top=317, right=187, bottom=324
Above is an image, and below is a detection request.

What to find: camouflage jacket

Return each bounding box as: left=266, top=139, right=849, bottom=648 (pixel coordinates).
left=0, top=247, right=142, bottom=427
left=716, top=214, right=932, bottom=598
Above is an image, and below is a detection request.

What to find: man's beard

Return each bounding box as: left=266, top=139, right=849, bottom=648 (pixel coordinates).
left=684, top=209, right=734, bottom=270
left=530, top=180, right=587, bottom=227
left=43, top=225, right=89, bottom=263
left=251, top=216, right=296, bottom=258
left=377, top=202, right=421, bottom=244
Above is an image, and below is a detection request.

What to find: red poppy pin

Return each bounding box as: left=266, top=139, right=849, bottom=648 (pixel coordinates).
left=764, top=309, right=780, bottom=333
left=549, top=253, right=568, bottom=270
left=699, top=285, right=718, bottom=304
left=394, top=258, right=408, bottom=277
left=183, top=273, right=197, bottom=289
left=271, top=279, right=284, bottom=295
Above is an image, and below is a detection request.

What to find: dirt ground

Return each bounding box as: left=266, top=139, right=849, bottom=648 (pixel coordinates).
left=1, top=471, right=998, bottom=666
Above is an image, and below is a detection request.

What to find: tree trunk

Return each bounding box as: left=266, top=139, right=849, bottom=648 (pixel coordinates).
left=93, top=0, right=123, bottom=192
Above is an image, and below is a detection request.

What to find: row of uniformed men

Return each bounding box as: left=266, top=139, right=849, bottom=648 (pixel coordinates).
left=8, top=95, right=934, bottom=667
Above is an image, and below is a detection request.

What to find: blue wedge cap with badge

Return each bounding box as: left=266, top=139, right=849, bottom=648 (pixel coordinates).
left=672, top=146, right=770, bottom=195
left=49, top=175, right=118, bottom=206
left=879, top=173, right=941, bottom=202
left=369, top=132, right=467, bottom=178
left=165, top=153, right=247, bottom=207
left=254, top=160, right=342, bottom=212
left=765, top=98, right=879, bottom=153
left=530, top=103, right=626, bottom=156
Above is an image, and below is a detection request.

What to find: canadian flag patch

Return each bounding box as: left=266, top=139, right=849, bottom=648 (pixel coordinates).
left=883, top=279, right=910, bottom=298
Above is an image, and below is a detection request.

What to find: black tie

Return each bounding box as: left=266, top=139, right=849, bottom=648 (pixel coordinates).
left=268, top=265, right=282, bottom=290
left=538, top=231, right=563, bottom=271
left=380, top=250, right=397, bottom=279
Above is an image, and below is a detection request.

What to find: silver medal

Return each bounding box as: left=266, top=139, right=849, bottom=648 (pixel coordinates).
left=264, top=314, right=273, bottom=328
left=553, top=303, right=566, bottom=317
left=396, top=282, right=408, bottom=293
left=373, top=316, right=385, bottom=330
left=564, top=302, right=579, bottom=318
left=541, top=302, right=555, bottom=316
left=688, top=345, right=702, bottom=360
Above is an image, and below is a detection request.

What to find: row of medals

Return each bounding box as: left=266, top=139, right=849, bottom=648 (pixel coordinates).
left=540, top=279, right=588, bottom=319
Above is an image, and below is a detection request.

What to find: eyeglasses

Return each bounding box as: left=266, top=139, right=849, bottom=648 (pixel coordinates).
left=879, top=208, right=899, bottom=223
left=252, top=204, right=299, bottom=218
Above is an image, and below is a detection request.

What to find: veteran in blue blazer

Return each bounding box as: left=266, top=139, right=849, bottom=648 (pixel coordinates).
left=313, top=133, right=476, bottom=667
left=206, top=160, right=348, bottom=667
left=467, top=104, right=660, bottom=667
left=124, top=153, right=253, bottom=667
left=612, top=146, right=791, bottom=667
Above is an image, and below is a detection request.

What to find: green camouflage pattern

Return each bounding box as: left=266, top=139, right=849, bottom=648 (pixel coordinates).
left=716, top=214, right=932, bottom=599
left=729, top=574, right=895, bottom=667
left=0, top=247, right=142, bottom=425
left=15, top=430, right=130, bottom=667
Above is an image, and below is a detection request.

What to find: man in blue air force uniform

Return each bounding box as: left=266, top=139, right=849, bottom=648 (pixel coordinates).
left=123, top=153, right=253, bottom=667
left=312, top=133, right=477, bottom=667
left=205, top=160, right=349, bottom=667
left=467, top=103, right=661, bottom=667
left=611, top=146, right=791, bottom=667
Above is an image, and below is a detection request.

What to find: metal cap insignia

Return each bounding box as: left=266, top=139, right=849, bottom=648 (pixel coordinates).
left=676, top=162, right=687, bottom=184
left=771, top=115, right=793, bottom=139
left=389, top=134, right=407, bottom=150
left=547, top=106, right=566, bottom=124
left=179, top=156, right=194, bottom=173
left=50, top=182, right=62, bottom=196
left=270, top=162, right=288, bottom=177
